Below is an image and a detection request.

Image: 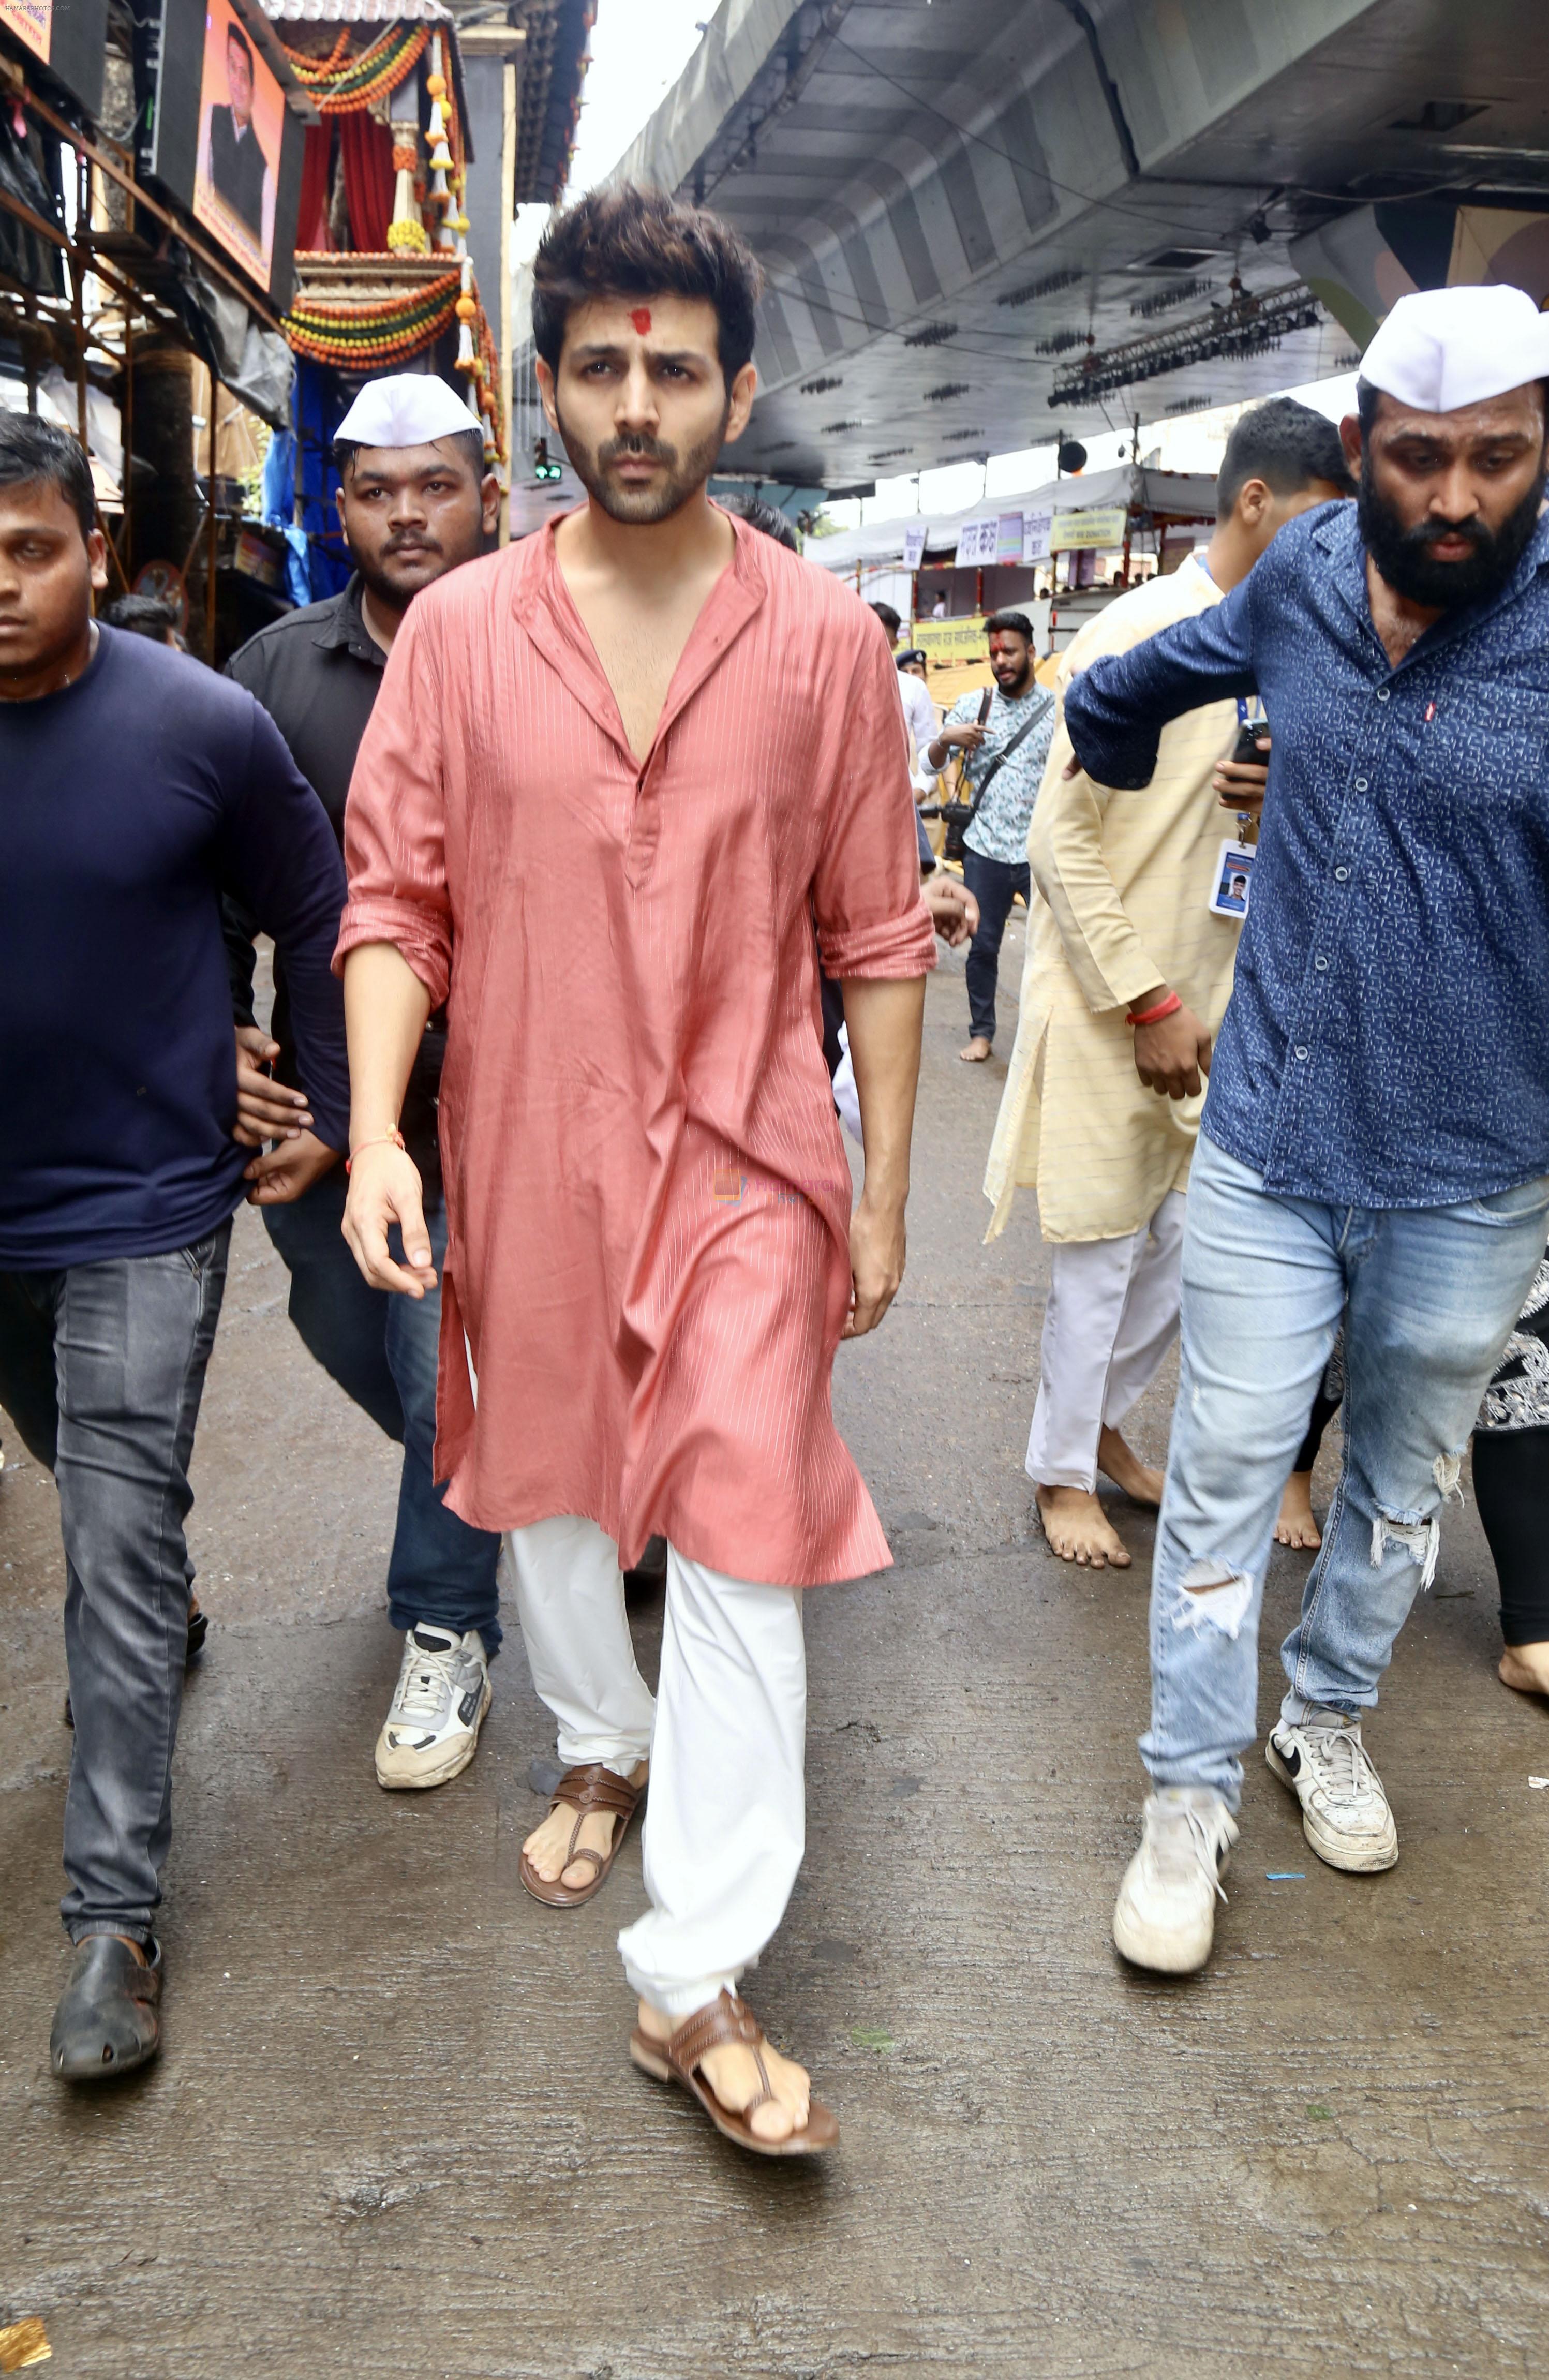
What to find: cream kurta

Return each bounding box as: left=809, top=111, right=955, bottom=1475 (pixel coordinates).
left=984, top=554, right=1245, bottom=1244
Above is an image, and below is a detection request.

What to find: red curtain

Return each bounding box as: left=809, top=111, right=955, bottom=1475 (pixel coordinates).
left=339, top=112, right=395, bottom=255
left=295, top=125, right=333, bottom=252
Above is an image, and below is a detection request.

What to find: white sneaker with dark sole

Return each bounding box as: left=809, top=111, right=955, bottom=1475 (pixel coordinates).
left=1113, top=1788, right=1239, bottom=1973
left=1267, top=1708, right=1398, bottom=1872
left=376, top=1626, right=491, bottom=1789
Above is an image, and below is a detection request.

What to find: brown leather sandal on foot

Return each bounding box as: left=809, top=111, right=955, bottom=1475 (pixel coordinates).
left=629, top=1989, right=839, bottom=2158
left=518, top=1761, right=645, bottom=1908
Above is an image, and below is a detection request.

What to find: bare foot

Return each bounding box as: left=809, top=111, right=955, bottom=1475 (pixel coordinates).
left=958, top=1036, right=993, bottom=1063
left=522, top=1760, right=647, bottom=1891
left=636, top=1999, right=812, bottom=2145
left=1498, top=1642, right=1549, bottom=1698
left=1035, top=1482, right=1132, bottom=1568
left=1096, top=1425, right=1164, bottom=1508
left=1274, top=1470, right=1322, bottom=1550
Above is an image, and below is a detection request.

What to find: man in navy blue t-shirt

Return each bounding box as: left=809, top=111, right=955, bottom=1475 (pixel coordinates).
left=0, top=413, right=349, bottom=2083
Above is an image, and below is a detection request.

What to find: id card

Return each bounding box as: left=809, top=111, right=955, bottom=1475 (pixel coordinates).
left=1209, top=839, right=1255, bottom=918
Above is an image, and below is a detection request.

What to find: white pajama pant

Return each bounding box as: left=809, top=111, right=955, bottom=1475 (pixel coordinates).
left=504, top=1514, right=807, bottom=2022
left=1024, top=1191, right=1187, bottom=1492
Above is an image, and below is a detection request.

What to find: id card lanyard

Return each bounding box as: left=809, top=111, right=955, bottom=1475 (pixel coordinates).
left=1192, top=549, right=1263, bottom=848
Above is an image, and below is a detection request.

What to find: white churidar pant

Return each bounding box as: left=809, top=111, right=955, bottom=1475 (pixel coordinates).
left=1024, top=1190, right=1187, bottom=1492
left=505, top=1514, right=807, bottom=2023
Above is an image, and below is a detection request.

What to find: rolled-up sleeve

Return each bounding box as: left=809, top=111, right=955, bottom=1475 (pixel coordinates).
left=333, top=602, right=454, bottom=1007
left=814, top=618, right=937, bottom=979
left=1065, top=575, right=1259, bottom=790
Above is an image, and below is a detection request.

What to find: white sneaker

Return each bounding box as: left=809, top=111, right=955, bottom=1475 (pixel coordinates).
left=1267, top=1708, right=1397, bottom=1872
left=375, top=1626, right=491, bottom=1790
left=1113, top=1788, right=1239, bottom=1973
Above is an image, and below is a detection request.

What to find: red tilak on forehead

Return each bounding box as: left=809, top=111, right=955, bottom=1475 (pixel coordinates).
left=630, top=307, right=652, bottom=335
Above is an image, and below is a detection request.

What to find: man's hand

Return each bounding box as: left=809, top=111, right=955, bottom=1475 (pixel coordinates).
left=1213, top=746, right=1269, bottom=820
left=342, top=1139, right=437, bottom=1298
left=243, top=1129, right=339, bottom=1205
left=922, top=876, right=980, bottom=947
left=939, top=721, right=987, bottom=753
left=234, top=1025, right=313, bottom=1148
left=1130, top=991, right=1213, bottom=1100
left=844, top=1194, right=905, bottom=1337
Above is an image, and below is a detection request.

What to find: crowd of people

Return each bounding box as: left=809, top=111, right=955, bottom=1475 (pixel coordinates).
left=1, top=182, right=1545, bottom=2148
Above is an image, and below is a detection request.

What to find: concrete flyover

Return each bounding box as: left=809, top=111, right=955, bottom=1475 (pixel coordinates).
left=605, top=0, right=1549, bottom=495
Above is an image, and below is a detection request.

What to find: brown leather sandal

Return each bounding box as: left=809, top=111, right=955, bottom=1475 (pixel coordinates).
left=629, top=1989, right=839, bottom=2158
left=518, top=1761, right=646, bottom=1908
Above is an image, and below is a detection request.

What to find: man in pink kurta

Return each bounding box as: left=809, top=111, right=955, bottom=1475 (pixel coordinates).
left=338, top=512, right=931, bottom=1581
left=335, top=184, right=933, bottom=2156
left=340, top=502, right=932, bottom=1571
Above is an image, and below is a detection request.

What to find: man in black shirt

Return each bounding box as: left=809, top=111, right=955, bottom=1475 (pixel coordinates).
left=226, top=374, right=504, bottom=1793
left=0, top=413, right=347, bottom=2081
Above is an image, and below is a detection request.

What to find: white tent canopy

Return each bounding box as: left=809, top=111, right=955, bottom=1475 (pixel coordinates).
left=806, top=464, right=1218, bottom=573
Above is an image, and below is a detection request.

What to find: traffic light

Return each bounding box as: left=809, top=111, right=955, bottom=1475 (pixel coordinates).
left=533, top=438, right=563, bottom=482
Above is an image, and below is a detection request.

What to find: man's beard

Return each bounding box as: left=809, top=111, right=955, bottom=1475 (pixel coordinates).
left=555, top=396, right=728, bottom=526
left=1358, top=462, right=1546, bottom=609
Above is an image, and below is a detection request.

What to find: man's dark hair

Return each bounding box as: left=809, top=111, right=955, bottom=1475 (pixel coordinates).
left=102, top=592, right=177, bottom=639
left=722, top=489, right=799, bottom=552
left=332, top=426, right=486, bottom=481
left=0, top=410, right=95, bottom=541
left=226, top=24, right=254, bottom=70
left=531, top=185, right=763, bottom=389
left=869, top=600, right=902, bottom=637
left=1216, top=396, right=1353, bottom=518
left=986, top=608, right=1033, bottom=640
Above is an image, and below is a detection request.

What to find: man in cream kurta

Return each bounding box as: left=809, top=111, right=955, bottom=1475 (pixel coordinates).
left=985, top=400, right=1354, bottom=1567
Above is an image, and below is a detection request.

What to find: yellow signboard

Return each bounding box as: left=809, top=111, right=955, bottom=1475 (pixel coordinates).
left=1053, top=505, right=1129, bottom=552
left=0, top=0, right=53, bottom=62
left=911, top=613, right=988, bottom=665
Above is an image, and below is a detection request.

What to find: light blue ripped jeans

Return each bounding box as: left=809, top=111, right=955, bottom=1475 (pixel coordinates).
left=1142, top=1132, right=1549, bottom=1807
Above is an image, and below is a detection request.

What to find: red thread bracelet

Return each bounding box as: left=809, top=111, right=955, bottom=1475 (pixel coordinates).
left=1127, top=991, right=1182, bottom=1027
left=345, top=1128, right=406, bottom=1174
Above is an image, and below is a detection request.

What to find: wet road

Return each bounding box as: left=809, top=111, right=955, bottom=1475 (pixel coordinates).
left=2, top=929, right=1545, bottom=2377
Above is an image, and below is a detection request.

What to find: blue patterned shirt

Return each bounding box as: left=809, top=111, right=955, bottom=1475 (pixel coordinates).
left=929, top=677, right=1057, bottom=865
left=1064, top=501, right=1549, bottom=1209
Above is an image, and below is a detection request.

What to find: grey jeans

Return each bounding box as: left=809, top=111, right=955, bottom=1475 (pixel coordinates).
left=0, top=1227, right=230, bottom=1942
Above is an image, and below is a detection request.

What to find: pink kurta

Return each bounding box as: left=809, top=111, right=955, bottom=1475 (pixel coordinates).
left=335, top=513, right=935, bottom=1586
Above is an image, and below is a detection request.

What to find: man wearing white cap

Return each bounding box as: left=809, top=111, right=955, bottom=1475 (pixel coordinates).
left=1053, top=282, right=1549, bottom=1972
left=225, top=373, right=507, bottom=1793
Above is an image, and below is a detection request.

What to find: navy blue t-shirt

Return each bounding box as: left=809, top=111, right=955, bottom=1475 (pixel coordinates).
left=1, top=625, right=351, bottom=1269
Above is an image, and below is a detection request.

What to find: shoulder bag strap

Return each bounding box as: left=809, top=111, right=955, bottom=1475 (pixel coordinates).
left=964, top=688, right=1054, bottom=819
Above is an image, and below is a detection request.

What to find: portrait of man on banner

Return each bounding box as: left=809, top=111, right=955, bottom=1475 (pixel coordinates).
left=194, top=0, right=281, bottom=282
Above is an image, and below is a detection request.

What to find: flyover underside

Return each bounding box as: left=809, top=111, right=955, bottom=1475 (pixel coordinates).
left=609, top=0, right=1549, bottom=490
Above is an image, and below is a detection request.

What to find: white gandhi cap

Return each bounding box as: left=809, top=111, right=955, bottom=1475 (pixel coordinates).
left=1361, top=284, right=1549, bottom=416
left=334, top=372, right=480, bottom=448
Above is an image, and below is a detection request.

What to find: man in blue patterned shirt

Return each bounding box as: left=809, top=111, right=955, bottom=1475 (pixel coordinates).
left=1059, top=285, right=1549, bottom=1974
left=923, top=610, right=1056, bottom=1062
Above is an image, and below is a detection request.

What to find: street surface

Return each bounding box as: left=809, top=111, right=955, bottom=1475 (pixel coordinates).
left=2, top=924, right=1544, bottom=2377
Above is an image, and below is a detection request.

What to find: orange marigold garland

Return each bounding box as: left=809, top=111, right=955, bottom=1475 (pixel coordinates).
left=278, top=26, right=429, bottom=114
left=282, top=271, right=462, bottom=368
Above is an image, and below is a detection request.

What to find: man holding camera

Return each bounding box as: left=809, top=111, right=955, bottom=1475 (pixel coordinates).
left=984, top=400, right=1352, bottom=1571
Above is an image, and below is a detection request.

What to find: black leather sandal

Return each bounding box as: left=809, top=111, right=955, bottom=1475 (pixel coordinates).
left=51, top=1936, right=162, bottom=2082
